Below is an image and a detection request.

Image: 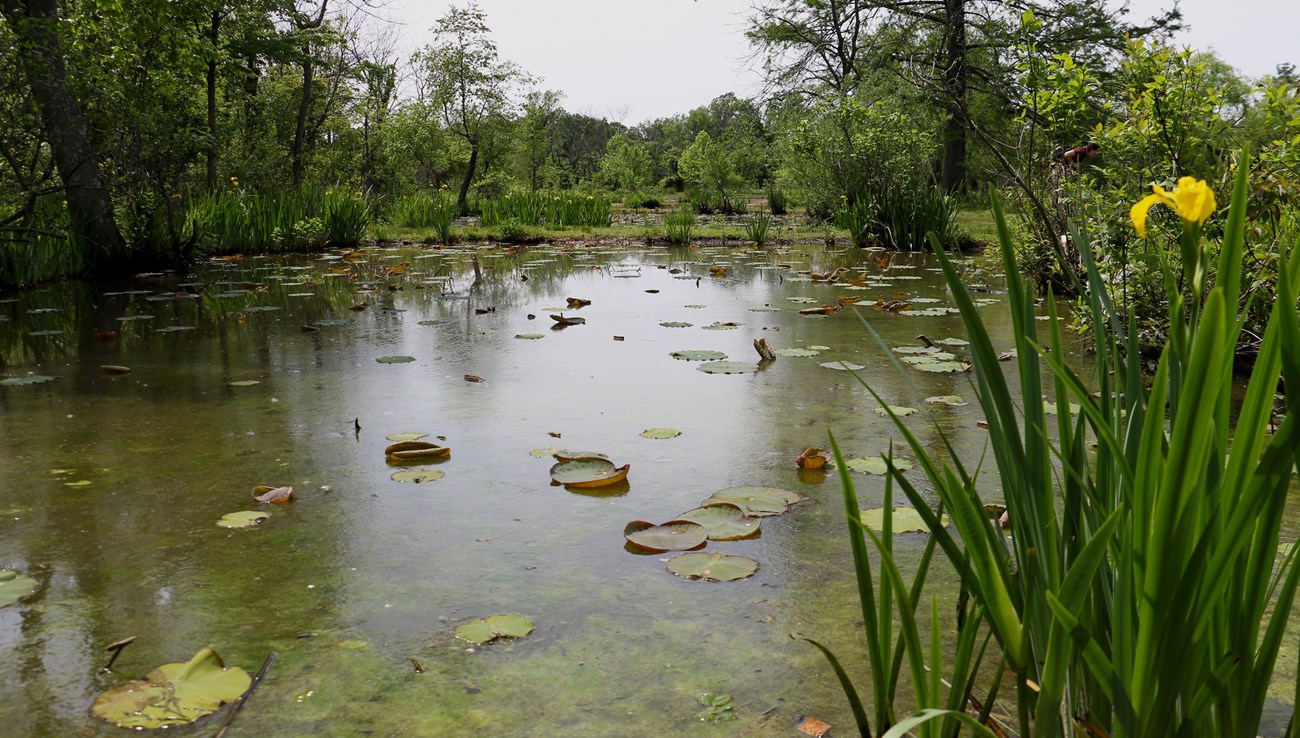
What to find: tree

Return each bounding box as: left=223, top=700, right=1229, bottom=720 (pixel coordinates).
left=415, top=3, right=530, bottom=214
left=598, top=133, right=652, bottom=191
left=678, top=131, right=743, bottom=210
left=0, top=0, right=125, bottom=265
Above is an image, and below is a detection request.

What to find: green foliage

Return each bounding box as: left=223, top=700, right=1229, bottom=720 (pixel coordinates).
left=838, top=164, right=1300, bottom=737
left=766, top=188, right=788, bottom=215
left=188, top=187, right=333, bottom=254
left=324, top=192, right=371, bottom=246
left=599, top=134, right=653, bottom=191
left=742, top=212, right=772, bottom=245
left=678, top=131, right=745, bottom=213
left=479, top=191, right=611, bottom=228
left=663, top=207, right=696, bottom=245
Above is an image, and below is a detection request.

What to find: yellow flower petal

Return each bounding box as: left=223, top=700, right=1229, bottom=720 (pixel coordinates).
left=1130, top=193, right=1166, bottom=238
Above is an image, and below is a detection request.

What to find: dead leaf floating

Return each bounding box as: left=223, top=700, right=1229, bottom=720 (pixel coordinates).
left=385, top=440, right=451, bottom=462
left=464, top=374, right=483, bottom=382
left=251, top=485, right=293, bottom=505
left=565, top=297, right=592, bottom=308
left=795, top=447, right=830, bottom=469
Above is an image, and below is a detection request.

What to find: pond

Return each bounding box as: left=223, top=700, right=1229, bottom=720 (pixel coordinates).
left=1, top=242, right=1075, bottom=736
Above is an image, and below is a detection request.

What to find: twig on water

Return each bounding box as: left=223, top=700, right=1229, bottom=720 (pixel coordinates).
left=212, top=651, right=277, bottom=738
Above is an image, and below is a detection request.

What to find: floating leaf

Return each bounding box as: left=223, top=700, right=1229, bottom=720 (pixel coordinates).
left=0, top=570, right=38, bottom=608
left=376, top=355, right=415, bottom=364
left=0, top=375, right=56, bottom=386
left=926, top=395, right=969, bottom=406
left=390, top=468, right=445, bottom=483
left=873, top=405, right=918, bottom=417
left=385, top=440, right=450, bottom=462
left=216, top=511, right=270, bottom=529
left=90, top=647, right=251, bottom=729
left=819, top=361, right=865, bottom=371
left=550, top=458, right=629, bottom=487
left=623, top=520, right=708, bottom=551
left=1044, top=401, right=1082, bottom=415
left=116, top=314, right=156, bottom=322
left=934, top=337, right=969, bottom=346
left=228, top=380, right=259, bottom=387
left=701, top=486, right=801, bottom=517
left=845, top=457, right=915, bottom=475
left=671, top=350, right=726, bottom=361
left=550, top=314, right=586, bottom=326
left=530, top=447, right=563, bottom=458
left=454, top=613, right=535, bottom=645
left=251, top=485, right=293, bottom=504
left=702, top=322, right=739, bottom=330
left=515, top=334, right=545, bottom=340
left=666, top=552, right=759, bottom=582
left=860, top=507, right=949, bottom=533
left=551, top=450, right=608, bottom=462
left=640, top=428, right=681, bottom=439
left=696, top=361, right=759, bottom=375
left=155, top=326, right=196, bottom=333
left=775, top=348, right=820, bottom=357
left=913, top=361, right=969, bottom=373
left=386, top=432, right=428, bottom=442
left=796, top=447, right=830, bottom=469
left=659, top=321, right=693, bottom=328
left=675, top=504, right=761, bottom=540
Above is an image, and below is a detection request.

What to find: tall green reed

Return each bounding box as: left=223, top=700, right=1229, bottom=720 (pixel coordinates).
left=827, top=157, right=1300, bottom=737
left=743, top=212, right=772, bottom=246
left=663, top=207, right=696, bottom=245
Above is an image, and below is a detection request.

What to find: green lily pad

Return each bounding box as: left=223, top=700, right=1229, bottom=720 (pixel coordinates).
left=898, top=308, right=961, bottom=317
left=550, top=458, right=629, bottom=487
left=376, top=355, right=416, bottom=364
left=624, top=520, right=708, bottom=551
left=934, top=337, right=969, bottom=346
left=116, top=314, right=156, bottom=321
left=696, top=361, right=759, bottom=375
left=155, top=326, right=196, bottom=333
left=640, top=428, right=681, bottom=439
left=702, top=322, right=739, bottom=330
left=860, top=507, right=949, bottom=533
left=1, top=375, right=56, bottom=386
left=666, top=552, right=759, bottom=582
left=0, top=570, right=38, bottom=608
left=900, top=352, right=955, bottom=363
left=819, top=361, right=865, bottom=371
left=390, top=467, right=445, bottom=483
left=892, top=346, right=940, bottom=355
left=913, top=361, right=969, bottom=373
left=675, top=504, right=761, bottom=540
left=775, top=348, right=820, bottom=357
left=530, top=447, right=564, bottom=458
left=659, top=321, right=693, bottom=328
left=551, top=450, right=609, bottom=462
left=386, top=432, right=429, bottom=442
left=454, top=613, right=536, bottom=645
left=1043, top=401, right=1082, bottom=415
left=926, top=395, right=969, bottom=406
left=515, top=334, right=545, bottom=340
left=873, top=405, right=918, bottom=417
left=228, top=380, right=260, bottom=387
left=845, top=456, right=915, bottom=475
left=91, top=647, right=251, bottom=729
left=701, top=486, right=801, bottom=517
left=671, top=350, right=727, bottom=361
left=216, top=511, right=270, bottom=529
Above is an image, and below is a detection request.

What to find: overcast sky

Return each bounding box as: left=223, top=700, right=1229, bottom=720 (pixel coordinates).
left=381, top=0, right=1298, bottom=125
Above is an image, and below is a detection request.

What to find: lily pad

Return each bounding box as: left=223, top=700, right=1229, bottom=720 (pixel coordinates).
left=775, top=348, right=820, bottom=357
left=385, top=432, right=429, bottom=442
left=116, top=314, right=156, bottom=322
left=671, top=350, right=727, bottom=361
left=251, top=485, right=293, bottom=504
left=551, top=450, right=609, bottom=462
left=913, top=361, right=969, bottom=373
left=550, top=458, right=630, bottom=487
left=155, top=326, right=196, bottom=333
left=702, top=322, right=739, bottom=330
left=623, top=520, right=708, bottom=551
left=820, top=361, right=865, bottom=371
left=845, top=457, right=915, bottom=475
left=934, top=337, right=969, bottom=346
left=861, top=507, right=949, bottom=533
left=675, top=504, right=761, bottom=540
left=551, top=314, right=586, bottom=326
left=530, top=447, right=564, bottom=458
left=640, top=428, right=681, bottom=439
left=0, top=375, right=56, bottom=386
left=385, top=440, right=450, bottom=462
left=515, top=334, right=545, bottom=340
left=376, top=355, right=416, bottom=364
left=390, top=468, right=445, bottom=483
left=666, top=552, right=759, bottom=582
left=701, top=486, right=801, bottom=517
left=926, top=395, right=969, bottom=406
left=90, top=647, right=251, bottom=729
left=0, top=570, right=38, bottom=608
left=659, top=321, right=693, bottom=328
left=873, top=405, right=918, bottom=417
left=696, top=361, right=759, bottom=375
left=454, top=613, right=535, bottom=645
left=216, top=511, right=270, bottom=529
left=1044, top=401, right=1082, bottom=415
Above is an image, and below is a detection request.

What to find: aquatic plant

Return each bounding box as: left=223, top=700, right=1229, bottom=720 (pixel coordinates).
left=820, top=159, right=1300, bottom=736
left=323, top=192, right=371, bottom=246
left=663, top=207, right=696, bottom=245
left=743, top=212, right=771, bottom=245
left=767, top=188, right=788, bottom=215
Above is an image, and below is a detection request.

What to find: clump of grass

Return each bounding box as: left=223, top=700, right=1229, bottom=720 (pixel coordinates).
left=663, top=207, right=696, bottom=245
left=187, top=187, right=331, bottom=253
left=387, top=192, right=456, bottom=229
left=479, top=191, right=611, bottom=228
left=767, top=188, right=788, bottom=215
left=834, top=199, right=875, bottom=248
left=324, top=192, right=371, bottom=246
left=743, top=212, right=771, bottom=246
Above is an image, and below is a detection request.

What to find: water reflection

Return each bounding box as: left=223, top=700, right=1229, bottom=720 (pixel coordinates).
left=1, top=242, right=1062, bottom=736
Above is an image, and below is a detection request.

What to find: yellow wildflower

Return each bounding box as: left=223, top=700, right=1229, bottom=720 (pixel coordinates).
left=1129, top=177, right=1216, bottom=238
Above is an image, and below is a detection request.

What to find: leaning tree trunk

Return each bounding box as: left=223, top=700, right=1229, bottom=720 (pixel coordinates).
left=939, top=0, right=968, bottom=195
left=0, top=0, right=126, bottom=266
left=456, top=142, right=478, bottom=217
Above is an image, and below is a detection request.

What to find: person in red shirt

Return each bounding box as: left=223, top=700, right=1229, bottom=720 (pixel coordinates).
left=1061, top=142, right=1101, bottom=168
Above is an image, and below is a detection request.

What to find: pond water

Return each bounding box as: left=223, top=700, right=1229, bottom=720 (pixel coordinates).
left=1, top=242, right=1079, bottom=736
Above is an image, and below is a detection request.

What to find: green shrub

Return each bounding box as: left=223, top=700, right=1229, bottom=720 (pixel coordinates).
left=663, top=207, right=696, bottom=245
left=766, top=188, right=788, bottom=215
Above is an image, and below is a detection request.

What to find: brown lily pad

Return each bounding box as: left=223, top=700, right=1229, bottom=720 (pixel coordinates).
left=385, top=440, right=451, bottom=462
left=251, top=485, right=293, bottom=505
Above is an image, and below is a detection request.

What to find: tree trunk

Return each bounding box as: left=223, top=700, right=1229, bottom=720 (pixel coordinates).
left=457, top=143, right=478, bottom=216
left=292, top=57, right=313, bottom=190
left=939, top=0, right=967, bottom=194
left=0, top=0, right=126, bottom=266
left=206, top=10, right=221, bottom=192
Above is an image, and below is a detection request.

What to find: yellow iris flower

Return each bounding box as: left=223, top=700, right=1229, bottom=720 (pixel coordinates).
left=1129, top=177, right=1216, bottom=238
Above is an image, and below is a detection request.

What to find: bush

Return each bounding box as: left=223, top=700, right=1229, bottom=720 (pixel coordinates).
left=766, top=188, right=788, bottom=215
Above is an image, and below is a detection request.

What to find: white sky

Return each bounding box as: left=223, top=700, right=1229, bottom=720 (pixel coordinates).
left=381, top=0, right=1298, bottom=125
